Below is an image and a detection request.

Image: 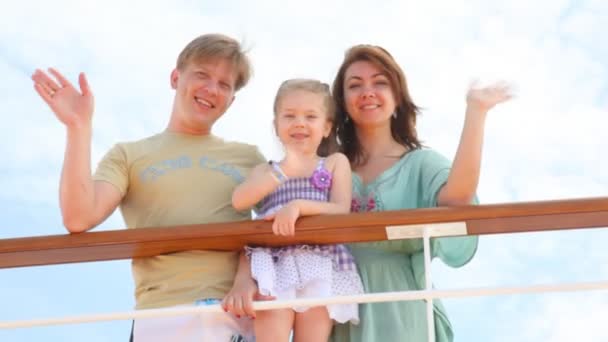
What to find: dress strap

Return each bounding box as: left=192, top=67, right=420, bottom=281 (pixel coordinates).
left=316, top=157, right=327, bottom=170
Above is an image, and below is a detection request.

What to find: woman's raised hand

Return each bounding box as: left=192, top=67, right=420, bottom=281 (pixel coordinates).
left=466, top=80, right=513, bottom=113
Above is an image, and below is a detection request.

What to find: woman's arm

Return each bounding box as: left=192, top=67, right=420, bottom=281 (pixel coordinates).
left=438, top=82, right=512, bottom=206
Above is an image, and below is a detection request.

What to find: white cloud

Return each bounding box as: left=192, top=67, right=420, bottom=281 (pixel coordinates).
left=504, top=292, right=608, bottom=342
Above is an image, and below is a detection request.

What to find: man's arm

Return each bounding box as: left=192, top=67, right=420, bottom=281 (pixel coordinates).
left=33, top=68, right=122, bottom=233
left=60, top=130, right=122, bottom=232
left=222, top=251, right=275, bottom=318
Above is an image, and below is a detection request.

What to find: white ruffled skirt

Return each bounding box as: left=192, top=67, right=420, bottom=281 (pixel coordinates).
left=247, top=244, right=364, bottom=324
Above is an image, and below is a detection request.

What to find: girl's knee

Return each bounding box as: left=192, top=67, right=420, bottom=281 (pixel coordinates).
left=254, top=309, right=294, bottom=342
left=293, top=307, right=332, bottom=342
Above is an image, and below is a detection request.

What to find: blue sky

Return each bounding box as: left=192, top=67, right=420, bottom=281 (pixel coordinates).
left=1, top=0, right=607, bottom=341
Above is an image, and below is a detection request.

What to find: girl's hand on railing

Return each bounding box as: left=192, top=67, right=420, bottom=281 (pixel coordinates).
left=264, top=202, right=300, bottom=236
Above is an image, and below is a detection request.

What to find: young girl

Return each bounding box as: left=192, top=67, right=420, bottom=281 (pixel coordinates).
left=231, top=79, right=364, bottom=342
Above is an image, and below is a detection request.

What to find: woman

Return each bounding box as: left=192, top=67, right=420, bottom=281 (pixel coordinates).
left=329, top=45, right=512, bottom=341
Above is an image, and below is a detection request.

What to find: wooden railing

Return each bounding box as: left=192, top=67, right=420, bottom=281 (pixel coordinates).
left=1, top=196, right=608, bottom=335
left=1, top=197, right=607, bottom=269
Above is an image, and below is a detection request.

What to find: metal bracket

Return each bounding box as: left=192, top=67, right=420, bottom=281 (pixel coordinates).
left=385, top=221, right=467, bottom=240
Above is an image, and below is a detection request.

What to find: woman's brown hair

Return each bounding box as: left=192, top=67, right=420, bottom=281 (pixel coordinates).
left=331, top=45, right=422, bottom=166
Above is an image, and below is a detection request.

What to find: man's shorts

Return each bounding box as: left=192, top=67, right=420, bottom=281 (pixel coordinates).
left=132, top=299, right=254, bottom=342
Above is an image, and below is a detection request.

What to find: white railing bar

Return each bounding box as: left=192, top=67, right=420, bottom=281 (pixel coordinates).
left=423, top=227, right=436, bottom=342
left=2, top=280, right=607, bottom=330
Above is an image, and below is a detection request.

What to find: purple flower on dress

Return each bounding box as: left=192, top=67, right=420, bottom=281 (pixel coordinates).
left=310, top=168, right=332, bottom=190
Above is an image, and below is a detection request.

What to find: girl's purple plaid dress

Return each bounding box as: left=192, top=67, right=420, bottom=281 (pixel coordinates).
left=247, top=158, right=364, bottom=324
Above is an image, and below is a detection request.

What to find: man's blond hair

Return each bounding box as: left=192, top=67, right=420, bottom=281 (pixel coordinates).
left=176, top=33, right=252, bottom=91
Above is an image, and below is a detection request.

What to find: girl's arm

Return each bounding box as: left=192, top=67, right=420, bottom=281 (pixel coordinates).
left=232, top=163, right=282, bottom=211
left=438, top=82, right=512, bottom=206
left=266, top=153, right=351, bottom=236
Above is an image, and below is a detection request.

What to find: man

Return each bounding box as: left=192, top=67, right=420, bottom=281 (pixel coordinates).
left=32, top=33, right=264, bottom=341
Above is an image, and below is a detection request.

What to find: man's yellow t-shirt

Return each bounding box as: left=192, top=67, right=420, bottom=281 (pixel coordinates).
left=94, top=131, right=265, bottom=309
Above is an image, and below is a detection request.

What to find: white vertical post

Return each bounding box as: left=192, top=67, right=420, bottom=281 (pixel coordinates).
left=423, top=227, right=435, bottom=342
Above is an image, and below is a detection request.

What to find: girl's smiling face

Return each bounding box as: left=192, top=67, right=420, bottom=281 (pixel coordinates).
left=274, top=89, right=331, bottom=154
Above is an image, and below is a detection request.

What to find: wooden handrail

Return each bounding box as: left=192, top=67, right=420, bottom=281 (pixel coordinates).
left=1, top=197, right=607, bottom=269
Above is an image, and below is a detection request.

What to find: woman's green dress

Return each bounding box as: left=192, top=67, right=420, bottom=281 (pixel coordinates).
left=331, top=149, right=479, bottom=342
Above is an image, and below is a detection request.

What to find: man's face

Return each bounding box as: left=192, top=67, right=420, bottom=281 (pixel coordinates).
left=170, top=58, right=237, bottom=134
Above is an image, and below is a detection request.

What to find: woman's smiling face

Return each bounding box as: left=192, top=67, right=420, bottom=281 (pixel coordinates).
left=343, top=60, right=397, bottom=130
